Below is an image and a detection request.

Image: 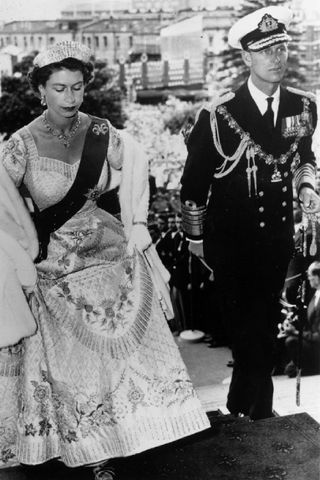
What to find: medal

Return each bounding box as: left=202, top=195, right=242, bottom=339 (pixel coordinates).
left=271, top=165, right=282, bottom=182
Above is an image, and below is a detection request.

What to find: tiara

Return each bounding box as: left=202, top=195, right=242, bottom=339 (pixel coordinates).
left=33, top=41, right=92, bottom=68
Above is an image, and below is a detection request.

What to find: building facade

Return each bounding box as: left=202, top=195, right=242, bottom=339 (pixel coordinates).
left=300, top=22, right=320, bottom=92
left=0, top=19, right=88, bottom=53
left=77, top=11, right=176, bottom=64
left=0, top=4, right=319, bottom=94
left=61, top=1, right=133, bottom=18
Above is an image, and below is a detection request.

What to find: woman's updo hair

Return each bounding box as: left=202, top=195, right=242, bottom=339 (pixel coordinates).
left=28, top=57, right=94, bottom=93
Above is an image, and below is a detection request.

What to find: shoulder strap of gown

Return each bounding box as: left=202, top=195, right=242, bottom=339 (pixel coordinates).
left=33, top=116, right=110, bottom=262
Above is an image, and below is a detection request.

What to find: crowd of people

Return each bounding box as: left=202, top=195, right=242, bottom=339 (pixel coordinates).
left=1, top=4, right=320, bottom=480
left=148, top=211, right=228, bottom=347
left=149, top=202, right=320, bottom=380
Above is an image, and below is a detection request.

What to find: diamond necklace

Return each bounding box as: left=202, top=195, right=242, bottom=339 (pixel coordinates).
left=42, top=111, right=81, bottom=148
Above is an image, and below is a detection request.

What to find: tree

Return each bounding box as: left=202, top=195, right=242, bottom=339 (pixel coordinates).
left=0, top=74, right=42, bottom=139
left=0, top=56, right=126, bottom=138
left=81, top=60, right=127, bottom=128
left=216, top=0, right=306, bottom=91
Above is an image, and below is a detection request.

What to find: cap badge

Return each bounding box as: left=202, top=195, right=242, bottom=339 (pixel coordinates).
left=258, top=14, right=279, bottom=33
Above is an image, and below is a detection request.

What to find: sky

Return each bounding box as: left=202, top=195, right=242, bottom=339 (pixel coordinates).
left=0, top=0, right=64, bottom=22
left=0, top=0, right=319, bottom=22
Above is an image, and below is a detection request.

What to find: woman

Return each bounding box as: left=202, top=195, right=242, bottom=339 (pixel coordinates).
left=0, top=41, right=209, bottom=479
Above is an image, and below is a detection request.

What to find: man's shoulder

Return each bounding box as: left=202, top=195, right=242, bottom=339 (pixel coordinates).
left=286, top=86, right=317, bottom=104
left=204, top=90, right=235, bottom=112
left=201, top=90, right=236, bottom=116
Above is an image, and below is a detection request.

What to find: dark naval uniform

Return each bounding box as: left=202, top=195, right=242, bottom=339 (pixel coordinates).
left=180, top=82, right=317, bottom=419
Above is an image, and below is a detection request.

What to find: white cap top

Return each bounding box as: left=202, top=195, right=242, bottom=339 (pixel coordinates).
left=228, top=6, right=292, bottom=51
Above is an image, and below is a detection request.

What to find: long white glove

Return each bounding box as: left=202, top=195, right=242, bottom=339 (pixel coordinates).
left=126, top=224, right=152, bottom=255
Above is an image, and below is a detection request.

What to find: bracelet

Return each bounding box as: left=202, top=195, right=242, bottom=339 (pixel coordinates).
left=133, top=221, right=147, bottom=226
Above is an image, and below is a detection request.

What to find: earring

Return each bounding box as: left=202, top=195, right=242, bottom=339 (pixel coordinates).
left=41, top=95, right=46, bottom=106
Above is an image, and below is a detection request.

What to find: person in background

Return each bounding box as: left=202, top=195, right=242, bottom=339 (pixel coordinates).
left=0, top=41, right=209, bottom=479
left=180, top=6, right=320, bottom=420
left=282, top=261, right=320, bottom=377
left=156, top=214, right=168, bottom=236
left=170, top=213, right=191, bottom=333
left=155, top=214, right=176, bottom=272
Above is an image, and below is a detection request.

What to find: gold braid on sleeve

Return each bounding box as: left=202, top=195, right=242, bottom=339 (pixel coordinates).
left=181, top=200, right=206, bottom=238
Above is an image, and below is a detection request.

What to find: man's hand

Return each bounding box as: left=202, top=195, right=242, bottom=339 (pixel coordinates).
left=299, top=187, right=320, bottom=214
left=188, top=240, right=204, bottom=258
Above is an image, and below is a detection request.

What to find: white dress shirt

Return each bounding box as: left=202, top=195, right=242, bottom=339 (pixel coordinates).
left=248, top=76, right=280, bottom=127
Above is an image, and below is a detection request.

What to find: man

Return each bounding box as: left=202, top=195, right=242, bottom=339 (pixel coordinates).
left=155, top=214, right=176, bottom=271
left=180, top=6, right=320, bottom=420
left=170, top=213, right=191, bottom=332
left=282, top=261, right=320, bottom=377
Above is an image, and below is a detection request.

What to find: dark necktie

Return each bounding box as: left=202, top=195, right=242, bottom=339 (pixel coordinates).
left=264, top=96, right=274, bottom=131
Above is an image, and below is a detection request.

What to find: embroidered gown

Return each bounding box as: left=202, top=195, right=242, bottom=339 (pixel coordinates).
left=0, top=117, right=209, bottom=468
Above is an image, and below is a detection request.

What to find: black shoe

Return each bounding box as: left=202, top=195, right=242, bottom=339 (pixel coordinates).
left=92, top=462, right=116, bottom=480
left=207, top=339, right=227, bottom=348
left=284, top=361, right=297, bottom=378
left=203, top=334, right=213, bottom=343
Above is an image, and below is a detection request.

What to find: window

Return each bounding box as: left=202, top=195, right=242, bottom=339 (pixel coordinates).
left=129, top=35, right=133, bottom=47
left=87, top=37, right=91, bottom=47
left=49, top=37, right=55, bottom=44
left=94, top=36, right=99, bottom=48
left=103, top=36, right=108, bottom=47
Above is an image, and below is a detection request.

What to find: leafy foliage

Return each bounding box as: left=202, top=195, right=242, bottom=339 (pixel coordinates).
left=81, top=60, right=126, bottom=128
left=124, top=97, right=201, bottom=192
left=0, top=74, right=42, bottom=139
left=217, top=0, right=306, bottom=91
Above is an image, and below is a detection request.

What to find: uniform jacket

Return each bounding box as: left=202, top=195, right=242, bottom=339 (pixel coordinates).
left=181, top=82, right=317, bottom=269
left=170, top=231, right=190, bottom=289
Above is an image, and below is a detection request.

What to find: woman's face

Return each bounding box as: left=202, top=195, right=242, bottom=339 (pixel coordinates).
left=39, top=68, right=85, bottom=119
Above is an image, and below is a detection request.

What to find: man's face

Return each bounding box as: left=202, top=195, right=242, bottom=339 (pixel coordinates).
left=308, top=271, right=320, bottom=290
left=157, top=218, right=167, bottom=232
left=175, top=217, right=183, bottom=232
left=242, top=43, right=288, bottom=92
left=167, top=217, right=176, bottom=231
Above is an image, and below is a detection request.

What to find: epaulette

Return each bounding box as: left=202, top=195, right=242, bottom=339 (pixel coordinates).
left=211, top=90, right=235, bottom=111
left=201, top=91, right=236, bottom=114
left=197, top=91, right=235, bottom=123
left=287, top=86, right=316, bottom=103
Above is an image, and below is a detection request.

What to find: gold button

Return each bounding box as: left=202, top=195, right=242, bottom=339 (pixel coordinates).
left=282, top=186, right=287, bottom=192
left=282, top=217, right=286, bottom=222
left=282, top=201, right=287, bottom=207
left=259, top=207, right=264, bottom=213
left=284, top=172, right=288, bottom=178
left=260, top=222, right=265, bottom=228
left=259, top=191, right=264, bottom=197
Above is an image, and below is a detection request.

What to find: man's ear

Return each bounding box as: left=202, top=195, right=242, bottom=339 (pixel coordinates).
left=241, top=50, right=252, bottom=67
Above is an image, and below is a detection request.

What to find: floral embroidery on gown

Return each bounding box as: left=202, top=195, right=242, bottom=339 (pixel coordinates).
left=0, top=120, right=209, bottom=468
